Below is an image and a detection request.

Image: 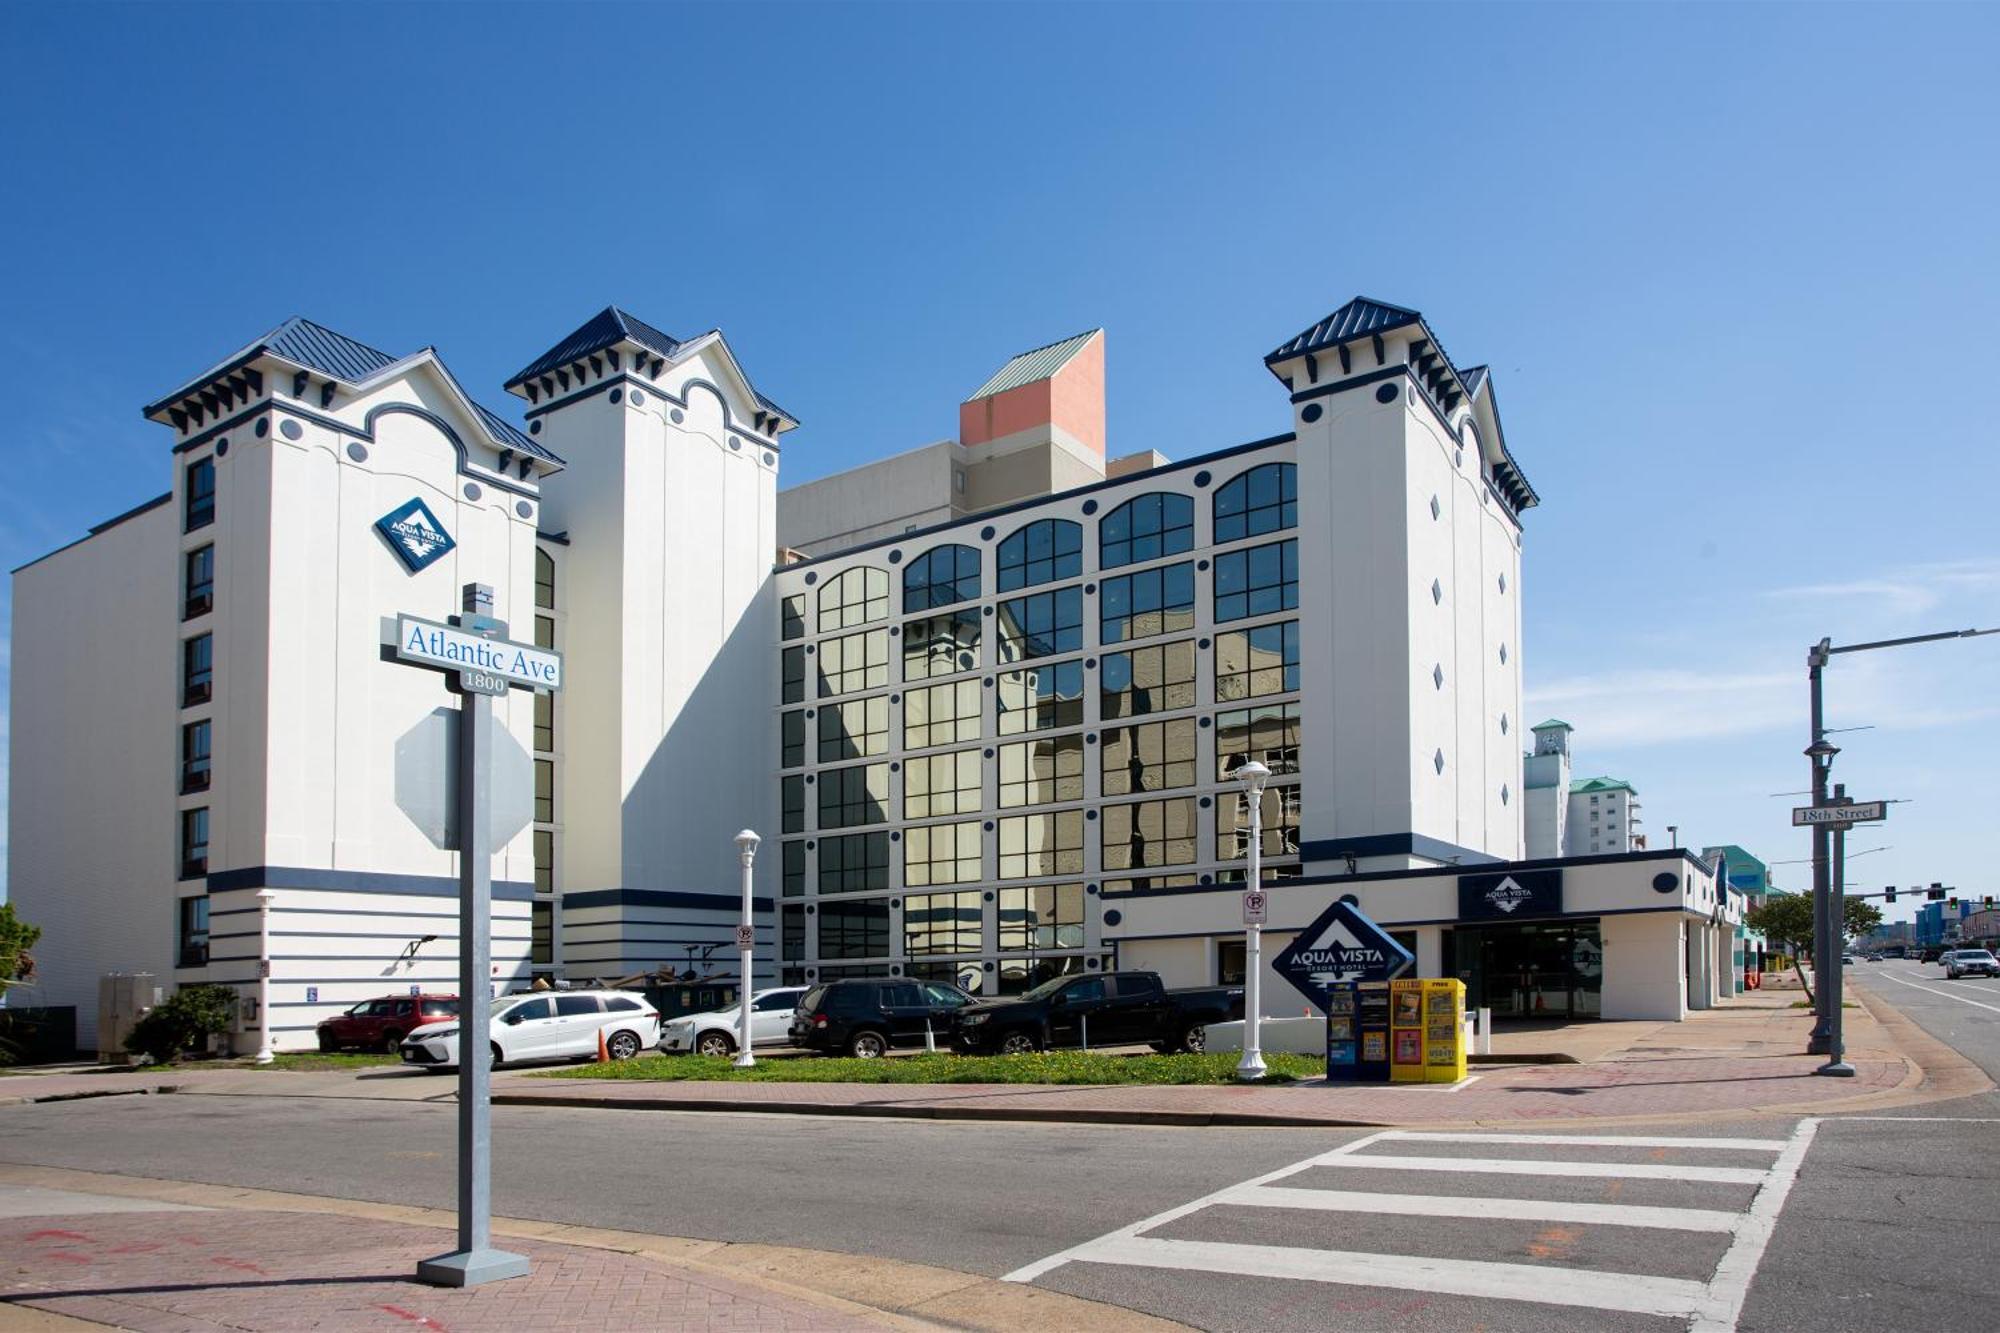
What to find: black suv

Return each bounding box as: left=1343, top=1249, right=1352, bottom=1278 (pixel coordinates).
left=788, top=978, right=975, bottom=1058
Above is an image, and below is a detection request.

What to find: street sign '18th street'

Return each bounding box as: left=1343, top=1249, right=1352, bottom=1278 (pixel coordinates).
left=1791, top=801, right=1887, bottom=827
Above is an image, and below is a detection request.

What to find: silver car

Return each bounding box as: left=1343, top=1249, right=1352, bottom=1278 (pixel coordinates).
left=1944, top=949, right=1999, bottom=980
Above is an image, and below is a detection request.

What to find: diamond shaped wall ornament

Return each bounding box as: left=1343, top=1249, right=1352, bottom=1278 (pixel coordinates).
left=1433, top=749, right=1445, bottom=775
left=1498, top=572, right=1508, bottom=594
left=1429, top=495, right=1441, bottom=521
left=1500, top=714, right=1509, bottom=735
left=1432, top=663, right=1444, bottom=690
left=1501, top=783, right=1511, bottom=805
left=1499, top=643, right=1509, bottom=665
left=1431, top=578, right=1443, bottom=605
left=376, top=497, right=456, bottom=573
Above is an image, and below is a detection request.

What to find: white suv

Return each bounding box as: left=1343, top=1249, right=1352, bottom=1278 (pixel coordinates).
left=400, top=990, right=660, bottom=1070
left=660, top=986, right=808, bottom=1057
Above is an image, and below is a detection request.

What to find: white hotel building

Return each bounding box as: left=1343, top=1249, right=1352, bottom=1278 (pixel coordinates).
left=9, top=298, right=1742, bottom=1052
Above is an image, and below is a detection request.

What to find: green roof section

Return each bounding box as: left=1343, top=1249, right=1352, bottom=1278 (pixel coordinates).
left=1531, top=718, right=1573, bottom=732
left=967, top=329, right=1100, bottom=401
left=1570, top=776, right=1635, bottom=794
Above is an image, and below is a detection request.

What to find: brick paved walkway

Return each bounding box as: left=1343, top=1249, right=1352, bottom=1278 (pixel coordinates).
left=0, top=1209, right=888, bottom=1331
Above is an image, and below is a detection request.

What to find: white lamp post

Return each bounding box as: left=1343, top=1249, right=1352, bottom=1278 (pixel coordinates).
left=733, top=830, right=760, bottom=1069
left=254, top=889, right=277, bottom=1064
left=1233, top=761, right=1271, bottom=1082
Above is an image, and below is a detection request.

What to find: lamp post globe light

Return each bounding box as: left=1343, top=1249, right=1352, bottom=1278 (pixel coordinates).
left=1232, top=760, right=1271, bottom=1082
left=733, top=829, right=761, bottom=1069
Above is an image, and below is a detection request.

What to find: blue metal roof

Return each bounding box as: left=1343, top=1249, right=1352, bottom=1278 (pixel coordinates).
left=264, top=317, right=398, bottom=382
left=504, top=306, right=684, bottom=390
left=508, top=306, right=798, bottom=426
left=1458, top=364, right=1490, bottom=398
left=1265, top=297, right=1423, bottom=364
left=144, top=316, right=398, bottom=417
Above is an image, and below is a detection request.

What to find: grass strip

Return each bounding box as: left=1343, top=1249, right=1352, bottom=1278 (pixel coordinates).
left=537, top=1050, right=1325, bottom=1086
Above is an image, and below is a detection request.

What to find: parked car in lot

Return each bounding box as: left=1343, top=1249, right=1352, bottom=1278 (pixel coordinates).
left=1944, top=949, right=2000, bottom=979
left=399, top=990, right=660, bottom=1070
left=317, top=994, right=458, bottom=1053
left=660, top=986, right=808, bottom=1056
left=788, top=978, right=976, bottom=1057
left=952, top=970, right=1246, bottom=1055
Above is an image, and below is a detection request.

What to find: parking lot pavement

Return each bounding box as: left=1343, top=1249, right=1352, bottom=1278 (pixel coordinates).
left=1006, top=1124, right=1820, bottom=1332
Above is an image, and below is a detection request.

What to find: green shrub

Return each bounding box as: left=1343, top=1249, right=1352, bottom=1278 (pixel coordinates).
left=124, top=984, right=237, bottom=1064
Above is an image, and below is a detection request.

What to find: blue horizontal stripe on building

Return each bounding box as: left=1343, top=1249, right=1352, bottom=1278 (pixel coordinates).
left=561, top=888, right=772, bottom=912
left=207, top=865, right=538, bottom=902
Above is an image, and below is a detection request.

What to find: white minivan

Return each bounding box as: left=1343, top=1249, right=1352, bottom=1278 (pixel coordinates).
left=400, top=990, right=660, bottom=1070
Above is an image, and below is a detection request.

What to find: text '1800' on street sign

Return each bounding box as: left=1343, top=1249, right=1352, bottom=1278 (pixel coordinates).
left=1792, top=801, right=1887, bottom=827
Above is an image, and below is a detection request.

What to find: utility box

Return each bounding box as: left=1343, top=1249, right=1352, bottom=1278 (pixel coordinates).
left=96, top=973, right=160, bottom=1064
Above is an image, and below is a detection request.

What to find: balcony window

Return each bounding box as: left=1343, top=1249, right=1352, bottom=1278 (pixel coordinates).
left=184, top=457, right=216, bottom=532
left=182, top=633, right=213, bottom=706
left=177, top=895, right=210, bottom=968
left=180, top=806, right=209, bottom=880
left=183, top=545, right=214, bottom=620
left=180, top=719, right=211, bottom=793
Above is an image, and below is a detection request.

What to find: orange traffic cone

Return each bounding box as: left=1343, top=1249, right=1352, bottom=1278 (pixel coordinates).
left=596, top=1029, right=609, bottom=1063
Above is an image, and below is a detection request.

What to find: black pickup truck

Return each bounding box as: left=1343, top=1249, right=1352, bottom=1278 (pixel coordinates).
left=950, top=970, right=1245, bottom=1055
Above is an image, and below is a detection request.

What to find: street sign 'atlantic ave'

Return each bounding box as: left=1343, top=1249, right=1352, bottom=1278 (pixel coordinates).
left=396, top=614, right=563, bottom=696
left=1792, top=801, right=1887, bottom=828
left=1273, top=900, right=1414, bottom=1009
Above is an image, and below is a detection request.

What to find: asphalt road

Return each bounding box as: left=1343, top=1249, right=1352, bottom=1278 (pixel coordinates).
left=0, top=963, right=1993, bottom=1331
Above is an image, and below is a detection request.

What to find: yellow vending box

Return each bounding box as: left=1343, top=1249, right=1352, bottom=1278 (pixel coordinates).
left=1421, top=978, right=1467, bottom=1083
left=1389, top=977, right=1467, bottom=1083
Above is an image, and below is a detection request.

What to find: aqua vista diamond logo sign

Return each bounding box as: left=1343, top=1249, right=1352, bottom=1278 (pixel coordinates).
left=376, top=497, right=456, bottom=573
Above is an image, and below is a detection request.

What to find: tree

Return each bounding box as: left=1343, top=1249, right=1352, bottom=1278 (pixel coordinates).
left=124, top=984, right=237, bottom=1065
left=0, top=902, right=40, bottom=994
left=1746, top=893, right=1883, bottom=1003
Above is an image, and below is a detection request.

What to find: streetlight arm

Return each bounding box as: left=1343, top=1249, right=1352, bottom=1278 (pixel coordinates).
left=1828, top=627, right=1999, bottom=656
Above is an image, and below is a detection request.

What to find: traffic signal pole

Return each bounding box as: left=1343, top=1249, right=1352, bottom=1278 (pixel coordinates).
left=1801, top=626, right=1995, bottom=1071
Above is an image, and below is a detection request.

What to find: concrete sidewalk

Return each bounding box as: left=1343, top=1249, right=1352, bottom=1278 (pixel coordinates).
left=0, top=1170, right=1180, bottom=1333
left=495, top=990, right=1983, bottom=1129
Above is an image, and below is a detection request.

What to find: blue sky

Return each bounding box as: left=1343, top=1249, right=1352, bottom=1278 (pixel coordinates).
left=3, top=2, right=1995, bottom=919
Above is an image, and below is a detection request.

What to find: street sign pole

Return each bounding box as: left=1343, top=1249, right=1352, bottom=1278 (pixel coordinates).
left=1820, top=810, right=1856, bottom=1076
left=417, top=584, right=530, bottom=1288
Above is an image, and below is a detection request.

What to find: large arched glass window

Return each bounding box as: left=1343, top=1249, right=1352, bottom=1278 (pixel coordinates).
left=903, top=543, right=981, bottom=612
left=1099, top=492, right=1194, bottom=570
left=1212, top=462, right=1297, bottom=544
left=817, top=567, right=888, bottom=632
left=996, top=518, right=1082, bottom=592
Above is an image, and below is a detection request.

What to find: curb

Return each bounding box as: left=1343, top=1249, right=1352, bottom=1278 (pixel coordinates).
left=493, top=1089, right=1390, bottom=1128
left=0, top=1085, right=182, bottom=1108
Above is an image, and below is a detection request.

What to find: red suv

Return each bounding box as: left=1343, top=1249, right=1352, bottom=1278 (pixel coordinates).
left=317, top=994, right=458, bottom=1053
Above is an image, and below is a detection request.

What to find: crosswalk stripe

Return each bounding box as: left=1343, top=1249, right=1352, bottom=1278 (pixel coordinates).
left=1308, top=1154, right=1769, bottom=1184
left=1219, top=1183, right=1743, bottom=1232
left=1689, top=1116, right=1821, bottom=1332
left=1380, top=1131, right=1788, bottom=1152
left=1066, top=1234, right=1711, bottom=1318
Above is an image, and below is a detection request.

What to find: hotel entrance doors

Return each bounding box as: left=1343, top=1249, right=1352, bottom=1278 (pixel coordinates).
left=1449, top=920, right=1603, bottom=1020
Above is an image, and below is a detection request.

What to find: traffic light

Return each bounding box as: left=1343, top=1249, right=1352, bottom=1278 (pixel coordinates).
left=1985, top=895, right=1995, bottom=911
left=1885, top=886, right=1897, bottom=903
left=1928, top=885, right=1946, bottom=901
